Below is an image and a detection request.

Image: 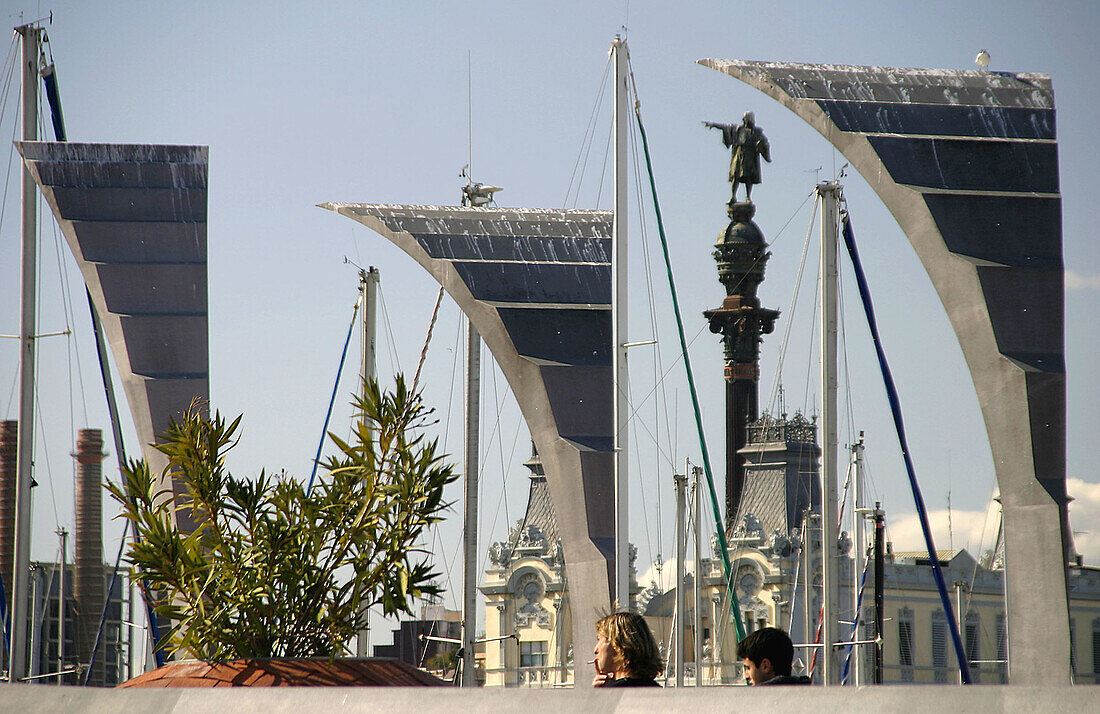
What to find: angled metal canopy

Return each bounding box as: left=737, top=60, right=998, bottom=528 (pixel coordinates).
left=321, top=203, right=616, bottom=682
left=17, top=141, right=209, bottom=511
left=699, top=59, right=1069, bottom=684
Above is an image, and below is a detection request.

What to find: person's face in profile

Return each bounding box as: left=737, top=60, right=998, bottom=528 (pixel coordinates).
left=741, top=656, right=775, bottom=685
left=594, top=633, right=621, bottom=677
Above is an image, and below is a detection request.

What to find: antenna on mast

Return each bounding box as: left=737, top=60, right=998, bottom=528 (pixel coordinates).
left=459, top=51, right=502, bottom=207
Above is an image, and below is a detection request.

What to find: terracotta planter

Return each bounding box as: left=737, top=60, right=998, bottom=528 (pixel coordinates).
left=117, top=657, right=447, bottom=688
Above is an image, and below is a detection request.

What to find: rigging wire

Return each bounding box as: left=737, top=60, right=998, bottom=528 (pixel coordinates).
left=563, top=53, right=613, bottom=209
left=840, top=211, right=973, bottom=684
left=625, top=97, right=669, bottom=570
left=627, top=58, right=745, bottom=641
left=376, top=282, right=402, bottom=378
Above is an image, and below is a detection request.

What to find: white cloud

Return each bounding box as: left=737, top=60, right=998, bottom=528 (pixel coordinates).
left=885, top=503, right=1002, bottom=558
left=883, top=477, right=1100, bottom=565
left=638, top=557, right=696, bottom=593
left=1065, top=270, right=1100, bottom=291
left=1067, top=477, right=1100, bottom=564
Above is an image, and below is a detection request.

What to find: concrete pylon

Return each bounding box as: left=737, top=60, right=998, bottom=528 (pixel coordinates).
left=700, top=59, right=1070, bottom=685
left=16, top=142, right=209, bottom=524
left=322, top=203, right=616, bottom=687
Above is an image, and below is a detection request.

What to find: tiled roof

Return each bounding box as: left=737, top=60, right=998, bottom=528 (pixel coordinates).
left=117, top=658, right=447, bottom=688
left=521, top=474, right=560, bottom=545
left=890, top=549, right=963, bottom=562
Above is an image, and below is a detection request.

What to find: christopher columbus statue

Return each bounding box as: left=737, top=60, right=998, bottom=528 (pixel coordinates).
left=704, top=111, right=771, bottom=203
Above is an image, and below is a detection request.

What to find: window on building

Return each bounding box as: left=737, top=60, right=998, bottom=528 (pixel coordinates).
left=996, top=613, right=1008, bottom=684
left=965, top=612, right=981, bottom=684
left=898, top=608, right=915, bottom=683
left=863, top=621, right=876, bottom=677
left=1089, top=618, right=1100, bottom=682
left=931, top=610, right=947, bottom=683
left=1069, top=619, right=1077, bottom=675
left=520, top=640, right=547, bottom=668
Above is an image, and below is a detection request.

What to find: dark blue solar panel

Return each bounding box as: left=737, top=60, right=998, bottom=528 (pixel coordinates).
left=770, top=69, right=1051, bottom=107
left=497, top=308, right=610, bottom=365
left=868, top=136, right=1059, bottom=193
left=922, top=195, right=1061, bottom=268
left=412, top=233, right=610, bottom=263
left=451, top=262, right=610, bottom=304
left=975, top=266, right=1063, bottom=373
left=817, top=100, right=1055, bottom=140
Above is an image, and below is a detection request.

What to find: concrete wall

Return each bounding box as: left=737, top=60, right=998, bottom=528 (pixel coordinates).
left=1, top=682, right=1096, bottom=713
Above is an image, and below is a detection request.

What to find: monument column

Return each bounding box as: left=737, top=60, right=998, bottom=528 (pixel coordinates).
left=703, top=113, right=778, bottom=529
left=704, top=200, right=778, bottom=528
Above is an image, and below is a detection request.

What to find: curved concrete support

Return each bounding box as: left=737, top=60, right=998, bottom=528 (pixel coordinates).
left=17, top=142, right=209, bottom=521
left=321, top=203, right=616, bottom=686
left=698, top=60, right=1070, bottom=684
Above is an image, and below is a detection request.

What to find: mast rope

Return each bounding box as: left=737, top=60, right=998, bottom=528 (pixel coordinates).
left=840, top=556, right=871, bottom=684
left=840, top=212, right=972, bottom=684
left=627, top=61, right=745, bottom=641
left=307, top=290, right=361, bottom=492
left=411, top=286, right=445, bottom=396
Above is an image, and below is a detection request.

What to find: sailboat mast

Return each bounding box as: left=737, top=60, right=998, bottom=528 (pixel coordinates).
left=360, top=267, right=379, bottom=389
left=611, top=36, right=630, bottom=611
left=674, top=467, right=686, bottom=686
left=817, top=181, right=841, bottom=685
left=9, top=22, right=41, bottom=684
left=461, top=319, right=480, bottom=686
left=851, top=433, right=866, bottom=686
left=355, top=267, right=379, bottom=658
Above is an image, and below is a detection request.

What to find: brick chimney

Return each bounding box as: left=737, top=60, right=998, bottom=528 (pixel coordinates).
left=74, top=428, right=106, bottom=686
left=0, top=420, right=17, bottom=617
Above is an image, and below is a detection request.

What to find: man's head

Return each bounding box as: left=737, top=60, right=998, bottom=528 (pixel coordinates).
left=737, top=627, right=794, bottom=685
left=742, top=111, right=755, bottom=127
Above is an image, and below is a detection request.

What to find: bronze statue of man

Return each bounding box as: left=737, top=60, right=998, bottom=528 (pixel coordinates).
left=704, top=111, right=771, bottom=203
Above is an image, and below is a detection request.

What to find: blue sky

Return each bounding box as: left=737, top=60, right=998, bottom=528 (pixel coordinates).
left=1, top=1, right=1097, bottom=637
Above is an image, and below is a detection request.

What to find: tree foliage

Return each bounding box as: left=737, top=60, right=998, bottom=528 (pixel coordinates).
left=107, top=377, right=457, bottom=660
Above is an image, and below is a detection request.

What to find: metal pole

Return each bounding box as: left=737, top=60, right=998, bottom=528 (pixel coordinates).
left=954, top=579, right=968, bottom=684
left=803, top=510, right=814, bottom=666
left=10, top=23, right=40, bottom=684
left=851, top=433, right=865, bottom=685
left=355, top=266, right=379, bottom=658
left=674, top=469, right=686, bottom=687
left=360, top=267, right=379, bottom=389
left=28, top=565, right=41, bottom=678
left=611, top=36, right=630, bottom=611
left=817, top=182, right=840, bottom=685
left=57, top=528, right=67, bottom=685
left=693, top=464, right=703, bottom=686
left=461, top=319, right=480, bottom=686
left=873, top=504, right=884, bottom=684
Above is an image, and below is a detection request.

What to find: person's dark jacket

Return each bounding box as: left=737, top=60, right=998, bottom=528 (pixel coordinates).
left=758, top=674, right=812, bottom=685
left=603, top=676, right=661, bottom=687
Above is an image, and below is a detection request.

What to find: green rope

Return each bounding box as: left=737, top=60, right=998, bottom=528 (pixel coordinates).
left=632, top=102, right=745, bottom=642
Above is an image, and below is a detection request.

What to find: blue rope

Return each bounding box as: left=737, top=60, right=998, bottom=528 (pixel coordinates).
left=308, top=298, right=360, bottom=492
left=840, top=214, right=972, bottom=684
left=841, top=558, right=870, bottom=684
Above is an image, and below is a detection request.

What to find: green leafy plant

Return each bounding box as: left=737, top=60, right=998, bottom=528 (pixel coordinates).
left=107, top=377, right=457, bottom=660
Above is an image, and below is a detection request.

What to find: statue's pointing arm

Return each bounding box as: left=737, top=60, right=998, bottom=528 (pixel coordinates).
left=704, top=121, right=737, bottom=149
